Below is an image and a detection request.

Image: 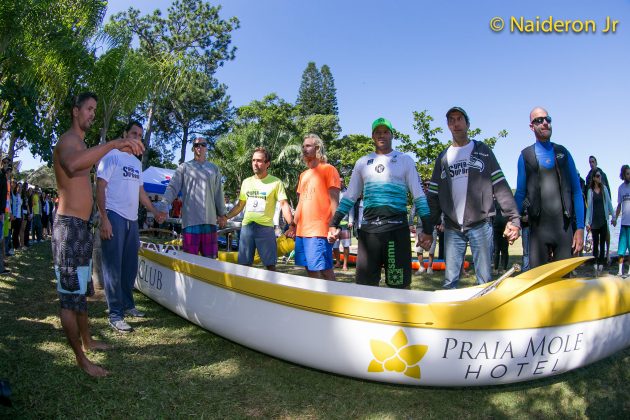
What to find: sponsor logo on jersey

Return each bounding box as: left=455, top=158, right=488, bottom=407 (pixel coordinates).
left=469, top=156, right=485, bottom=172
left=123, top=166, right=140, bottom=179
left=375, top=164, right=385, bottom=173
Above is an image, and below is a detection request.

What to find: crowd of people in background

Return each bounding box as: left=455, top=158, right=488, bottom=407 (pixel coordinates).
left=0, top=156, right=58, bottom=275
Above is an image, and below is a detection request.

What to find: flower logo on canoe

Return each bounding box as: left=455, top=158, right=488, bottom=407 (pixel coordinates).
left=368, top=329, right=428, bottom=379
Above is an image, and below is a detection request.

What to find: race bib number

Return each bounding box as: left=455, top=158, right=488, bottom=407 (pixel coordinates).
left=246, top=196, right=266, bottom=213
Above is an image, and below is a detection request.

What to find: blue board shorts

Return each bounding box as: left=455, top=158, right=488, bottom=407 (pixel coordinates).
left=619, top=225, right=630, bottom=256
left=295, top=236, right=333, bottom=271
left=238, top=222, right=277, bottom=266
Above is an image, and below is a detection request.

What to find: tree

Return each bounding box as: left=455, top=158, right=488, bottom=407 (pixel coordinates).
left=295, top=62, right=323, bottom=116
left=109, top=0, right=239, bottom=168
left=0, top=0, right=107, bottom=163
left=397, top=110, right=508, bottom=181
left=88, top=26, right=159, bottom=144
left=327, top=134, right=374, bottom=182
left=235, top=93, right=297, bottom=135
left=155, top=69, right=233, bottom=163
left=295, top=114, right=340, bottom=145
left=320, top=64, right=338, bottom=116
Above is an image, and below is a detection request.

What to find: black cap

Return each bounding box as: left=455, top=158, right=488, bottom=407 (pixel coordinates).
left=446, top=107, right=470, bottom=125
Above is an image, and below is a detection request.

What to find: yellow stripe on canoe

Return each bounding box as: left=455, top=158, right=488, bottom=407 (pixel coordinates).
left=139, top=250, right=630, bottom=330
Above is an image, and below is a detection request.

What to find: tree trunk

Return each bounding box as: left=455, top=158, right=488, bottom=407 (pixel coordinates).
left=179, top=125, right=189, bottom=164
left=7, top=132, right=18, bottom=162
left=99, top=116, right=110, bottom=144
left=141, top=102, right=155, bottom=170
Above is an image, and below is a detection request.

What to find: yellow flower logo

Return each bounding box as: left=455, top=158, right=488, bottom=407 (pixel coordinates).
left=368, top=329, right=428, bottom=379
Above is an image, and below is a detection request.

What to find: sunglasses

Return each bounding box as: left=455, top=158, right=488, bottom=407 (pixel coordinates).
left=531, top=116, right=552, bottom=125
left=594, top=174, right=601, bottom=178
left=193, top=143, right=207, bottom=148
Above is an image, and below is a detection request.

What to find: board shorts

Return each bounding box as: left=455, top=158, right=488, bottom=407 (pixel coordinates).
left=52, top=215, right=94, bottom=313
left=182, top=224, right=218, bottom=258
left=333, top=228, right=351, bottom=249
left=238, top=222, right=277, bottom=266
left=619, top=225, right=630, bottom=256
left=357, top=226, right=412, bottom=289
left=295, top=236, right=333, bottom=271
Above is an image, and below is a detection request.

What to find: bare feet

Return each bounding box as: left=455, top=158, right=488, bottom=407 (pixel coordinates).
left=82, top=339, right=112, bottom=352
left=78, top=358, right=110, bottom=377
left=342, top=265, right=348, bottom=271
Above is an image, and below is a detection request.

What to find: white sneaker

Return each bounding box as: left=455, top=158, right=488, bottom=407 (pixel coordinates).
left=426, top=267, right=434, bottom=275
left=109, top=319, right=133, bottom=333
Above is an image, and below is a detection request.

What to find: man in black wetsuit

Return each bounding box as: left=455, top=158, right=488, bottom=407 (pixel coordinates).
left=514, top=107, right=585, bottom=269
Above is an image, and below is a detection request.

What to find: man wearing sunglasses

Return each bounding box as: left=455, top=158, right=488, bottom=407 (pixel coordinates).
left=514, top=107, right=585, bottom=269
left=161, top=137, right=227, bottom=258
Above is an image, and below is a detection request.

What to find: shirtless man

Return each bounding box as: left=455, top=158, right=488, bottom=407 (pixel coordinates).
left=53, top=92, right=144, bottom=377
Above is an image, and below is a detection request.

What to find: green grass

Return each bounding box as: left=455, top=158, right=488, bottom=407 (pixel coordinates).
left=1, top=241, right=629, bottom=418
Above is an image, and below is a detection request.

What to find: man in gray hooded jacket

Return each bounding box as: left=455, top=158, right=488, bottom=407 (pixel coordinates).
left=421, top=107, right=520, bottom=288
left=161, top=137, right=227, bottom=258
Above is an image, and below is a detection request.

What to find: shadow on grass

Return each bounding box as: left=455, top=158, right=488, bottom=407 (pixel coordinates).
left=1, top=243, right=629, bottom=418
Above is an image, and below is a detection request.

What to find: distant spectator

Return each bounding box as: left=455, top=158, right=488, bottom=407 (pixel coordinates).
left=11, top=183, right=22, bottom=251
left=584, top=156, right=610, bottom=196
left=493, top=199, right=509, bottom=275
left=585, top=169, right=615, bottom=272
left=613, top=165, right=630, bottom=277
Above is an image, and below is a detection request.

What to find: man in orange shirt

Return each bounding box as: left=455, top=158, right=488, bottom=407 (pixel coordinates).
left=288, top=134, right=340, bottom=280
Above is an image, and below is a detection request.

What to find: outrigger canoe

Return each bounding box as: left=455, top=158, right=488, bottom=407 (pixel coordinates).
left=136, top=245, right=630, bottom=386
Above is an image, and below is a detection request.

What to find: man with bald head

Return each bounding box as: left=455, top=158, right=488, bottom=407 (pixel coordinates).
left=514, top=107, right=584, bottom=269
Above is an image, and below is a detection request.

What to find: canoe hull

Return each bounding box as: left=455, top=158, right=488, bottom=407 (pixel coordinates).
left=136, top=249, right=630, bottom=386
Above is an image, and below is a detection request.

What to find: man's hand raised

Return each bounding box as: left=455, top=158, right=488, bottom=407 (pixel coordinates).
left=114, top=138, right=145, bottom=155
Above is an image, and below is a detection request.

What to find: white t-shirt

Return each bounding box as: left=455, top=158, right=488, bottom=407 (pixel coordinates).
left=446, top=141, right=474, bottom=225
left=618, top=182, right=630, bottom=226
left=97, top=150, right=142, bottom=221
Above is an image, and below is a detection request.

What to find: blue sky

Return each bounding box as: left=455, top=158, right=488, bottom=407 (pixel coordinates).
left=20, top=0, right=630, bottom=200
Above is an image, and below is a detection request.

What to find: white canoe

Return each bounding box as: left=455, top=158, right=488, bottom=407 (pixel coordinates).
left=136, top=244, right=630, bottom=386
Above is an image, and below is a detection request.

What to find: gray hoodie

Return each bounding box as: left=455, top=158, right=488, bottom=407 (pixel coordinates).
left=161, top=160, right=226, bottom=229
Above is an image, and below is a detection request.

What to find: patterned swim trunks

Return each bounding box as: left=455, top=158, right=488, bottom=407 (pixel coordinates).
left=52, top=215, right=94, bottom=313
left=182, top=224, right=218, bottom=258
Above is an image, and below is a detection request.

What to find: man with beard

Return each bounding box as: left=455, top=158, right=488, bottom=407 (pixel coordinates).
left=423, top=108, right=520, bottom=289
left=514, top=107, right=584, bottom=269
left=329, top=118, right=432, bottom=289
left=226, top=147, right=294, bottom=270
left=52, top=92, right=145, bottom=376
left=289, top=134, right=340, bottom=280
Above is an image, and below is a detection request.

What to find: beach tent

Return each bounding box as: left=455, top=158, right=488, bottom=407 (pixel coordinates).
left=142, top=166, right=175, bottom=194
